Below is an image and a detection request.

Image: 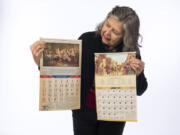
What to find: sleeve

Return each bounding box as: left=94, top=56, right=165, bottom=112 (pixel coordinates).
left=136, top=53, right=148, bottom=96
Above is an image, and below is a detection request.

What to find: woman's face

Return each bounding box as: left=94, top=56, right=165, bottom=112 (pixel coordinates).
left=101, top=17, right=124, bottom=48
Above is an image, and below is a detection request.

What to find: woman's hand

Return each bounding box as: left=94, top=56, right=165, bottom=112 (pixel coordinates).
left=130, top=58, right=145, bottom=76
left=30, top=41, right=46, bottom=66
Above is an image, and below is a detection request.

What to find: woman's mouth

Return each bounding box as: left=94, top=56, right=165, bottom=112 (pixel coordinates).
left=103, top=35, right=110, bottom=42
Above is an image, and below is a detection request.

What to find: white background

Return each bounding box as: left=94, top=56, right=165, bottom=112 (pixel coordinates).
left=1, top=0, right=180, bottom=135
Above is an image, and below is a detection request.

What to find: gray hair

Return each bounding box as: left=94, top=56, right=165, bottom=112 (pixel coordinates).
left=96, top=6, right=142, bottom=54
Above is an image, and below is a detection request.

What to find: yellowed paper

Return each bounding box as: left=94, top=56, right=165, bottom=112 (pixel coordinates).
left=39, top=38, right=82, bottom=111
left=95, top=52, right=137, bottom=121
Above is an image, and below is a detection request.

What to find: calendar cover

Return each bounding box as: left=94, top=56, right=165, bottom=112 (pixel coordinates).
left=95, top=52, right=137, bottom=121
left=39, top=38, right=82, bottom=111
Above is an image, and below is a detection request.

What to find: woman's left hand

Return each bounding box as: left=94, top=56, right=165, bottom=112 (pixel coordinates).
left=129, top=58, right=145, bottom=76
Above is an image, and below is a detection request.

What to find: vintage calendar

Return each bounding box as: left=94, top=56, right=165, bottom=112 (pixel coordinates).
left=95, top=52, right=137, bottom=121
left=39, top=38, right=82, bottom=111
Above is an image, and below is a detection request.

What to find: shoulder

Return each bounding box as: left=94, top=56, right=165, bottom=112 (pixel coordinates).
left=78, top=31, right=101, bottom=51
left=78, top=31, right=97, bottom=40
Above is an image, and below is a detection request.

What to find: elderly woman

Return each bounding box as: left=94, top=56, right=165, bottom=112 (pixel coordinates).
left=30, top=6, right=148, bottom=135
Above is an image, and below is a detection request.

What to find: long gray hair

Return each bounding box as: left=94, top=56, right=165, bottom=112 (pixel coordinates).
left=96, top=6, right=142, bottom=54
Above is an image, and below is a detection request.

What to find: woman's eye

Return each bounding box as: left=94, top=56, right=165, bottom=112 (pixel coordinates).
left=113, top=31, right=119, bottom=35
left=106, top=23, right=110, bottom=28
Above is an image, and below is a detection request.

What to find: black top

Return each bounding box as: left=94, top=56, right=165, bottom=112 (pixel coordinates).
left=73, top=31, right=148, bottom=120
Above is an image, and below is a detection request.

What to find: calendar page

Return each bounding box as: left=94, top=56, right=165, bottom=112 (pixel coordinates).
left=95, top=52, right=137, bottom=121
left=39, top=38, right=82, bottom=111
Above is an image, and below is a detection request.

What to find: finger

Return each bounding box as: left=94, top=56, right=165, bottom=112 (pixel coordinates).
left=131, top=61, right=144, bottom=70
left=34, top=47, right=45, bottom=57
left=30, top=41, right=41, bottom=50
left=37, top=48, right=44, bottom=57
left=132, top=65, right=142, bottom=75
left=131, top=63, right=143, bottom=75
left=137, top=62, right=144, bottom=71
left=33, top=41, right=46, bottom=51
left=131, top=65, right=138, bottom=74
left=135, top=64, right=144, bottom=75
left=130, top=59, right=145, bottom=75
left=130, top=63, right=138, bottom=70
left=32, top=42, right=46, bottom=56
left=30, top=41, right=46, bottom=53
left=130, top=63, right=139, bottom=69
left=33, top=48, right=44, bottom=65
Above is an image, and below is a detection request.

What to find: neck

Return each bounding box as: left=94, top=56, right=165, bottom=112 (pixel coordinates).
left=108, top=46, right=115, bottom=51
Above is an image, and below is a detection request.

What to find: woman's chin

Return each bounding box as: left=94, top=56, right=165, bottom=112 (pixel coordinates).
left=102, top=39, right=110, bottom=45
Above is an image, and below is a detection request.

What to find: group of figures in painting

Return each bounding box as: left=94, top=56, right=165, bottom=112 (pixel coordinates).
left=95, top=53, right=136, bottom=76
left=43, top=43, right=79, bottom=67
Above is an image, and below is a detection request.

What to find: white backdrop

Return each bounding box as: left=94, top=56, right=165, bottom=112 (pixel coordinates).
left=1, top=0, right=180, bottom=135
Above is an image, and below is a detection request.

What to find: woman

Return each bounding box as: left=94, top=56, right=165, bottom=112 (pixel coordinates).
left=30, top=6, right=148, bottom=135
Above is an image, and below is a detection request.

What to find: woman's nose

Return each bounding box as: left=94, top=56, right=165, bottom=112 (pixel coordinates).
left=105, top=29, right=111, bottom=37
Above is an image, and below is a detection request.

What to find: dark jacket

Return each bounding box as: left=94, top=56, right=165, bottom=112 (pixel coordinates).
left=73, top=31, right=148, bottom=120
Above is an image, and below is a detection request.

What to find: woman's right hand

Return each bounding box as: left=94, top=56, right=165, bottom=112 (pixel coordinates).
left=30, top=41, right=46, bottom=66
